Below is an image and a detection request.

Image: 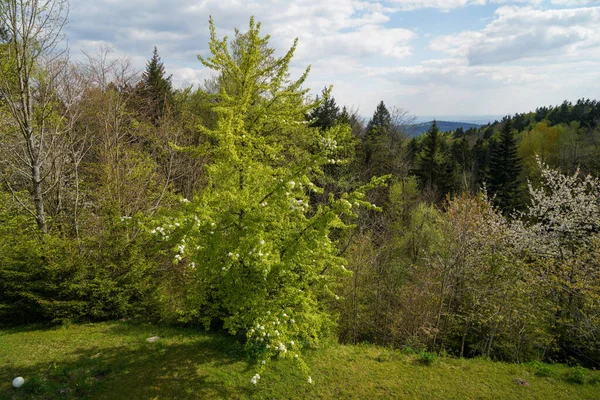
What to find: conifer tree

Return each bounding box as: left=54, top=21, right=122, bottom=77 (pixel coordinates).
left=364, top=101, right=392, bottom=170
left=414, top=120, right=452, bottom=195
left=338, top=106, right=364, bottom=138
left=140, top=46, right=173, bottom=124
left=307, top=87, right=340, bottom=130
left=487, top=120, right=521, bottom=211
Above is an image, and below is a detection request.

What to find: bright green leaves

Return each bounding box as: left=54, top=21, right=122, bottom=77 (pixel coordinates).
left=147, top=16, right=384, bottom=384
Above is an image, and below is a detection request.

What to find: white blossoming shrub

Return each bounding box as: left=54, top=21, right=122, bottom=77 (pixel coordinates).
left=146, top=17, right=385, bottom=383
left=511, top=158, right=600, bottom=365
left=512, top=156, right=600, bottom=257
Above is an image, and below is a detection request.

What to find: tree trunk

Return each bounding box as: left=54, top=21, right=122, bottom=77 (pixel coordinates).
left=32, top=162, right=47, bottom=234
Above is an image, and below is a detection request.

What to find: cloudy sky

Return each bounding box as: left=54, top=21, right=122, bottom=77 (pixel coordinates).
left=67, top=0, right=600, bottom=119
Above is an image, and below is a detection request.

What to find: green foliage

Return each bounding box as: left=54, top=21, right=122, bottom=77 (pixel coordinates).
left=413, top=120, right=454, bottom=198
left=308, top=87, right=340, bottom=131
left=0, top=194, right=84, bottom=324
left=139, top=46, right=173, bottom=124
left=3, top=8, right=600, bottom=377
left=337, top=183, right=445, bottom=348
left=0, top=192, right=161, bottom=325
left=530, top=361, right=553, bottom=377
left=487, top=120, right=522, bottom=212
left=363, top=101, right=392, bottom=171
left=565, top=366, right=588, bottom=384
left=147, top=16, right=386, bottom=382
left=418, top=351, right=438, bottom=365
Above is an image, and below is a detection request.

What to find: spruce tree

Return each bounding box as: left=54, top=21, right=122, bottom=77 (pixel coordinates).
left=415, top=121, right=440, bottom=187
left=487, top=120, right=521, bottom=211
left=140, top=46, right=173, bottom=124
left=307, top=87, right=340, bottom=130
left=364, top=101, right=392, bottom=169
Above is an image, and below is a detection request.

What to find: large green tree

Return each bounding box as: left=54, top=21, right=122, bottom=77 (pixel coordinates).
left=149, top=16, right=384, bottom=384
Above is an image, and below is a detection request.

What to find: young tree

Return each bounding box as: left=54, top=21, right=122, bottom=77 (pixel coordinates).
left=148, top=17, right=385, bottom=383
left=0, top=0, right=69, bottom=233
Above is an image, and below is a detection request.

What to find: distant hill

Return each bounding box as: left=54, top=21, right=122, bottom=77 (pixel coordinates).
left=406, top=121, right=482, bottom=137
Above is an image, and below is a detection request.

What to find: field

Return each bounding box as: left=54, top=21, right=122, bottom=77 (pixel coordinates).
left=1, top=322, right=598, bottom=399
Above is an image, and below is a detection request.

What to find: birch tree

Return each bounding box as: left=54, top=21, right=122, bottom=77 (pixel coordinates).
left=0, top=0, right=69, bottom=233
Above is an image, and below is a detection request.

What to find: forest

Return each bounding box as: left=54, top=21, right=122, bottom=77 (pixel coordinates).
left=1, top=0, right=600, bottom=381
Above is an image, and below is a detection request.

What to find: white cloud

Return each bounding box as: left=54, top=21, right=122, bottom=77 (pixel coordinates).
left=430, top=6, right=600, bottom=65
left=66, top=0, right=600, bottom=116
left=551, top=0, right=600, bottom=6
left=388, top=0, right=543, bottom=12
left=357, top=59, right=600, bottom=115
left=68, top=0, right=414, bottom=63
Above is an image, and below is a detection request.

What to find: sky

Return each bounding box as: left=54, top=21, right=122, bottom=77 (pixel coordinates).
left=66, top=0, right=600, bottom=119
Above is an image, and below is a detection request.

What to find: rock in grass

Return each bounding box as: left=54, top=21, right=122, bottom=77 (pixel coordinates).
left=12, top=377, right=25, bottom=388
left=513, top=378, right=530, bottom=386
left=146, top=336, right=160, bottom=343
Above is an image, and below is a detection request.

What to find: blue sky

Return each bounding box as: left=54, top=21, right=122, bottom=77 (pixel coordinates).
left=67, top=0, right=600, bottom=119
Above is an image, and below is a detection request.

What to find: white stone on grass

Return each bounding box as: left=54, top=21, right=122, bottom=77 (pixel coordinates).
left=12, top=377, right=24, bottom=388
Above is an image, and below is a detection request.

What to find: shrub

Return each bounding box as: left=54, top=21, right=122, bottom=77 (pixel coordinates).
left=530, top=361, right=553, bottom=377
left=419, top=351, right=438, bottom=366
left=565, top=366, right=588, bottom=384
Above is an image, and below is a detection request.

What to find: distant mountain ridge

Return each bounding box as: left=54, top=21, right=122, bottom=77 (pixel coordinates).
left=405, top=121, right=482, bottom=137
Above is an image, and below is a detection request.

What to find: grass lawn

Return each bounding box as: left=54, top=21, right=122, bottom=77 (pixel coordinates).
left=0, top=322, right=598, bottom=399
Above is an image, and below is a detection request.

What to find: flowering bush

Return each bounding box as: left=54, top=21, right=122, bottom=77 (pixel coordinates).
left=146, top=17, right=386, bottom=383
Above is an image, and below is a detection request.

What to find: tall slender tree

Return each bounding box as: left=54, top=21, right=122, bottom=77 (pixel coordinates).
left=139, top=46, right=173, bottom=124
left=487, top=120, right=521, bottom=211
left=0, top=0, right=69, bottom=233
left=414, top=120, right=452, bottom=196
left=363, top=101, right=392, bottom=172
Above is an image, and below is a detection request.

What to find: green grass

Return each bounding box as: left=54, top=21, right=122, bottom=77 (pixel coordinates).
left=1, top=322, right=599, bottom=399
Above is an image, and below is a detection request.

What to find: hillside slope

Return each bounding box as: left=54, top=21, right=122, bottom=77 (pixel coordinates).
left=406, top=120, right=482, bottom=137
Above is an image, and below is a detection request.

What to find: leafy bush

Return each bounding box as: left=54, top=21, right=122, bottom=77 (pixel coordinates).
left=418, top=351, right=438, bottom=366
left=530, top=361, right=553, bottom=377
left=0, top=195, right=160, bottom=325
left=565, top=366, right=588, bottom=384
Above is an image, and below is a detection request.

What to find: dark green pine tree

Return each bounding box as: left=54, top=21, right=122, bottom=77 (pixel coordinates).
left=414, top=120, right=453, bottom=196
left=472, top=137, right=490, bottom=186
left=307, top=87, right=340, bottom=130
left=415, top=120, right=440, bottom=187
left=140, top=47, right=173, bottom=124
left=486, top=120, right=521, bottom=212
left=364, top=101, right=392, bottom=167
